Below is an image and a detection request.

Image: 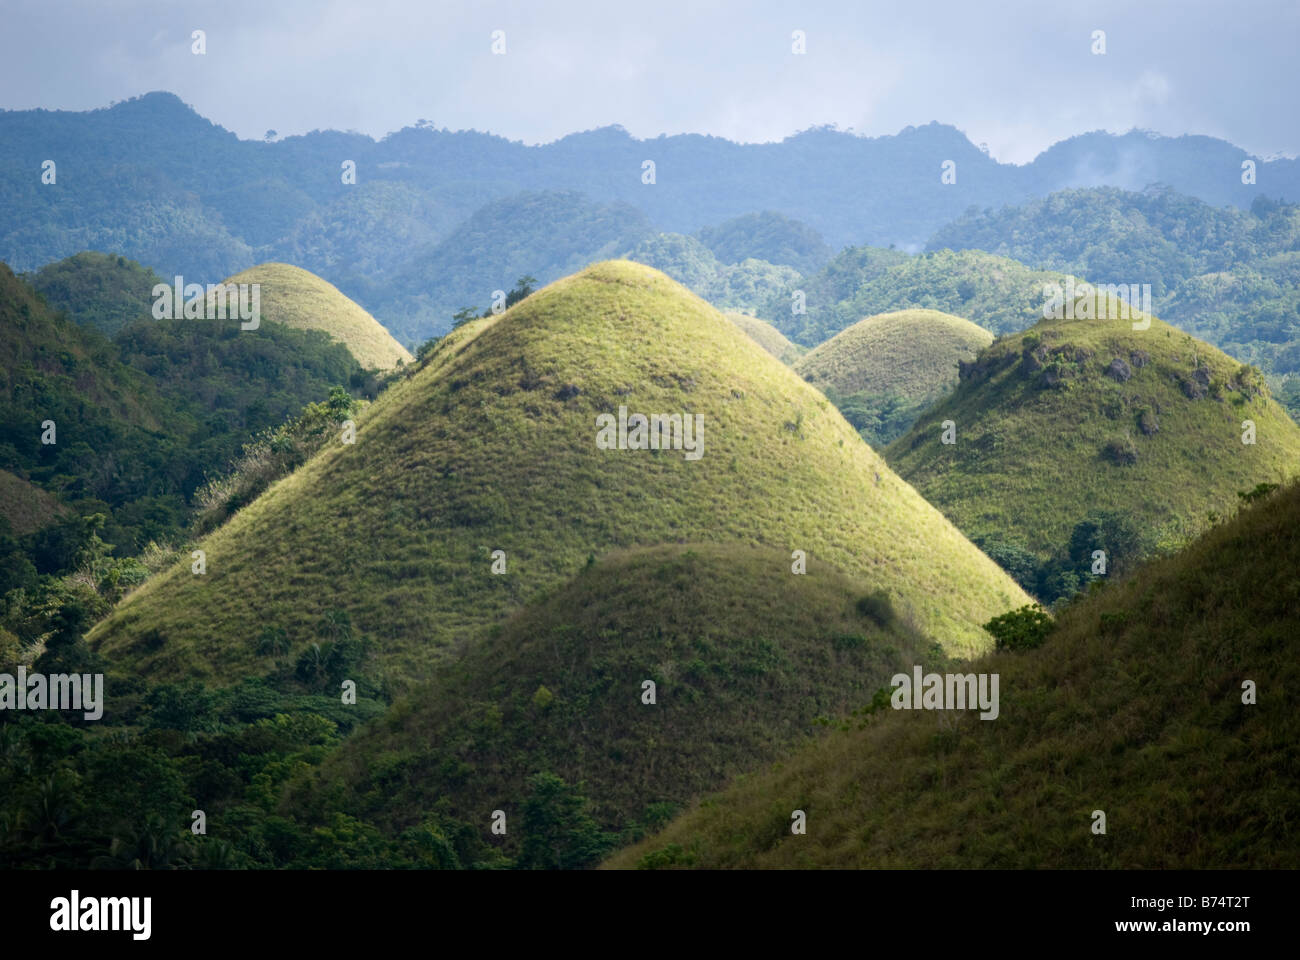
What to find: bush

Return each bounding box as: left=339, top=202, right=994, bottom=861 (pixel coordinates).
left=1101, top=436, right=1138, bottom=466
left=983, top=604, right=1053, bottom=652
left=856, top=590, right=897, bottom=628
left=1238, top=482, right=1280, bottom=504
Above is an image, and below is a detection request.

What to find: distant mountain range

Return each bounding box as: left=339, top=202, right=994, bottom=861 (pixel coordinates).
left=4, top=91, right=1298, bottom=341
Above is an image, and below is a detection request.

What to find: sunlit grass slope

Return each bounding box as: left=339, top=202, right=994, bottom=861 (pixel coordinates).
left=90, top=261, right=1028, bottom=686
left=796, top=309, right=993, bottom=446
left=726, top=312, right=803, bottom=364
left=608, top=482, right=1300, bottom=869
left=885, top=300, right=1300, bottom=561
left=302, top=543, right=938, bottom=843
left=217, top=262, right=412, bottom=370
left=796, top=309, right=992, bottom=399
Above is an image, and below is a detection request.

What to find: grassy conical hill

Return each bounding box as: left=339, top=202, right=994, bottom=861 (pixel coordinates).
left=89, top=260, right=1029, bottom=685
left=884, top=299, right=1300, bottom=594
left=795, top=309, right=994, bottom=446
left=216, top=263, right=413, bottom=370
left=607, top=481, right=1300, bottom=869
left=300, top=543, right=937, bottom=847
left=725, top=312, right=803, bottom=364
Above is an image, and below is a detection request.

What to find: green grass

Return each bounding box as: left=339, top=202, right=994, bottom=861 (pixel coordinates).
left=89, top=260, right=1029, bottom=687
left=218, top=263, right=413, bottom=370
left=796, top=309, right=992, bottom=398
left=885, top=298, right=1300, bottom=570
left=795, top=309, right=993, bottom=446
left=607, top=480, right=1300, bottom=869
left=295, top=543, right=939, bottom=849
left=725, top=312, right=804, bottom=364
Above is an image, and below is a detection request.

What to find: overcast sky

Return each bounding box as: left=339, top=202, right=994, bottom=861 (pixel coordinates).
left=2, top=0, right=1296, bottom=163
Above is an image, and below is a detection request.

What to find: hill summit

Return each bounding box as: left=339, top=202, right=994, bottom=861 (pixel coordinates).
left=215, top=263, right=413, bottom=370
left=795, top=308, right=994, bottom=446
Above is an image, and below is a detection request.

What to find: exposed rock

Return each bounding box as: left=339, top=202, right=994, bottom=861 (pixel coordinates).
left=1106, top=357, right=1133, bottom=382
left=1180, top=366, right=1211, bottom=399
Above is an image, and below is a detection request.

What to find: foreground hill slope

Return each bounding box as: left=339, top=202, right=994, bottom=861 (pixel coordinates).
left=218, top=262, right=413, bottom=370
left=796, top=309, right=994, bottom=446
left=885, top=300, right=1300, bottom=579
left=302, top=543, right=937, bottom=848
left=90, top=261, right=1028, bottom=684
left=608, top=481, right=1300, bottom=869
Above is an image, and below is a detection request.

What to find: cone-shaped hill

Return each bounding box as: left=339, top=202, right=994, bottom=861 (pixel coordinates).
left=606, top=480, right=1300, bottom=869
left=795, top=309, right=994, bottom=446
left=726, top=312, right=803, bottom=364
left=297, top=543, right=939, bottom=846
left=90, top=261, right=1028, bottom=685
left=885, top=298, right=1300, bottom=594
left=215, top=263, right=413, bottom=370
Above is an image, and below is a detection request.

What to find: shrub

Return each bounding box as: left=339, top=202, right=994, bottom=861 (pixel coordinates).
left=1238, top=482, right=1280, bottom=504
left=532, top=684, right=555, bottom=710
left=856, top=590, right=896, bottom=628
left=983, top=604, right=1053, bottom=652
left=637, top=843, right=698, bottom=870
left=1102, top=436, right=1138, bottom=466
left=256, top=626, right=290, bottom=657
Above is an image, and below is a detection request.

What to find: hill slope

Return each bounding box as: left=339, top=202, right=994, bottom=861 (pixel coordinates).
left=0, top=469, right=68, bottom=536
left=89, top=261, right=1029, bottom=685
left=884, top=297, right=1300, bottom=599
left=607, top=481, right=1300, bottom=869
left=726, top=313, right=802, bottom=364
left=218, top=263, right=412, bottom=370
left=28, top=252, right=163, bottom=337
left=795, top=309, right=994, bottom=446
left=302, top=543, right=936, bottom=852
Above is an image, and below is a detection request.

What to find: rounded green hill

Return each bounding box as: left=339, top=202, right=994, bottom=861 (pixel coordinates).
left=302, top=542, right=936, bottom=846
left=795, top=309, right=993, bottom=446
left=796, top=308, right=993, bottom=398
left=217, top=262, right=412, bottom=370
left=885, top=297, right=1300, bottom=584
